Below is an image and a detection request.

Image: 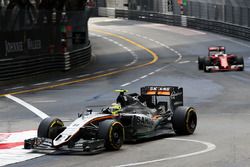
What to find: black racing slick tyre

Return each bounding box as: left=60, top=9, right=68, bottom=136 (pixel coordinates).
left=172, top=106, right=197, bottom=135
left=37, top=117, right=64, bottom=140
left=236, top=56, right=244, bottom=71
left=198, top=56, right=205, bottom=70
left=99, top=120, right=124, bottom=150
left=203, top=57, right=211, bottom=72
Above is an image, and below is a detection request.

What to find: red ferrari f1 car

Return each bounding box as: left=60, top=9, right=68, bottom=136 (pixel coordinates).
left=198, top=46, right=244, bottom=72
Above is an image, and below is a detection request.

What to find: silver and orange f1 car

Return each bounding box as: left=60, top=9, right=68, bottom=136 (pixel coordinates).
left=198, top=46, right=244, bottom=72
left=24, top=86, right=197, bottom=153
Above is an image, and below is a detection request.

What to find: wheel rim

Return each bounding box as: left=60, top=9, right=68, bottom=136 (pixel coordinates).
left=111, top=127, right=122, bottom=146
left=109, top=123, right=124, bottom=149
left=113, top=131, right=121, bottom=145
left=187, top=111, right=197, bottom=133
left=48, top=119, right=64, bottom=139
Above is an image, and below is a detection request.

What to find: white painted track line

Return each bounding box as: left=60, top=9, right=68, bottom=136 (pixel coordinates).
left=0, top=130, right=42, bottom=167
left=1, top=95, right=51, bottom=166
left=56, top=78, right=72, bottom=82
left=76, top=74, right=91, bottom=78
left=5, top=94, right=49, bottom=119
left=33, top=82, right=50, bottom=86
left=102, top=28, right=183, bottom=63
left=90, top=32, right=138, bottom=67
left=121, top=83, right=131, bottom=87
left=4, top=86, right=25, bottom=91
left=179, top=60, right=190, bottom=64
left=0, top=147, right=41, bottom=167
left=114, top=138, right=216, bottom=167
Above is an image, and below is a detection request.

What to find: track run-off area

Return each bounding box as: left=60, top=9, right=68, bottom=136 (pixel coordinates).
left=0, top=17, right=250, bottom=167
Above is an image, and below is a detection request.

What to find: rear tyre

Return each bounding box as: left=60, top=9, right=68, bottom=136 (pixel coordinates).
left=99, top=120, right=124, bottom=150
left=236, top=56, right=244, bottom=71
left=172, top=106, right=197, bottom=135
left=37, top=117, right=64, bottom=139
left=198, top=57, right=205, bottom=70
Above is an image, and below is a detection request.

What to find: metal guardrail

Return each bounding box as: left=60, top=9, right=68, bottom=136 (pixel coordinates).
left=112, top=9, right=250, bottom=41
left=98, top=7, right=115, bottom=17
left=187, top=17, right=250, bottom=41
left=115, top=10, right=180, bottom=26
left=0, top=43, right=91, bottom=81
left=64, top=43, right=92, bottom=71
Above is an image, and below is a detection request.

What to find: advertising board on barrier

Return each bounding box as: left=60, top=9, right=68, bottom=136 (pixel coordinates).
left=0, top=0, right=93, bottom=80
left=72, top=32, right=86, bottom=44
left=0, top=30, right=50, bottom=57
left=4, top=39, right=41, bottom=53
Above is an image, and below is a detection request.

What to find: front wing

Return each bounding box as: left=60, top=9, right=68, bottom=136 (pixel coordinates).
left=205, top=64, right=244, bottom=71
left=24, top=137, right=105, bottom=154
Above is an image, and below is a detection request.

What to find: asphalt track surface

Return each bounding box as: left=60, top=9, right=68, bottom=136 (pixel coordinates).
left=1, top=17, right=250, bottom=167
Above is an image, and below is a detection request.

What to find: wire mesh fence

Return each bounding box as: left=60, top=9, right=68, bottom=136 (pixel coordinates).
left=97, top=0, right=250, bottom=27
left=185, top=1, right=250, bottom=27
left=128, top=0, right=173, bottom=13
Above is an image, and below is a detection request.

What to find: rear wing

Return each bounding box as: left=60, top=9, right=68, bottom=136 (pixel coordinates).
left=208, top=46, right=225, bottom=52
left=140, top=86, right=184, bottom=110
left=140, top=86, right=182, bottom=96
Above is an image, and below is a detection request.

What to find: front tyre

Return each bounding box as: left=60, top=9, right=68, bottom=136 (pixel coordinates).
left=172, top=106, right=197, bottom=135
left=204, top=57, right=211, bottom=72
left=37, top=117, right=64, bottom=139
left=198, top=56, right=205, bottom=70
left=236, top=56, right=244, bottom=71
left=99, top=120, right=124, bottom=150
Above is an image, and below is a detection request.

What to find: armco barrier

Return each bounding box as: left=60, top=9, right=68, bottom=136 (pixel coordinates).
left=115, top=10, right=179, bottom=26
left=64, top=44, right=92, bottom=71
left=98, top=7, right=115, bottom=17
left=187, top=17, right=250, bottom=41
left=0, top=43, right=91, bottom=81
left=112, top=9, right=250, bottom=41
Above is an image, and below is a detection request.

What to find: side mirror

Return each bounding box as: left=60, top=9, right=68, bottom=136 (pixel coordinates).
left=86, top=108, right=93, bottom=114
left=78, top=113, right=83, bottom=118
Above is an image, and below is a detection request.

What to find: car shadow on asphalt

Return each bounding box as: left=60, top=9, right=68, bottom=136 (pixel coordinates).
left=125, top=133, right=176, bottom=145
left=29, top=134, right=180, bottom=156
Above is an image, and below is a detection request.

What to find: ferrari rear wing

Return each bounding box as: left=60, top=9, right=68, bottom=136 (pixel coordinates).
left=208, top=46, right=225, bottom=52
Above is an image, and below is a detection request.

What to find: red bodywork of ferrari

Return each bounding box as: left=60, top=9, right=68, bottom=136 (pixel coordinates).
left=208, top=54, right=241, bottom=71
left=198, top=46, right=244, bottom=72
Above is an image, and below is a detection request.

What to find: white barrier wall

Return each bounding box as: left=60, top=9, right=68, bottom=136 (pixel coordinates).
left=98, top=7, right=116, bottom=17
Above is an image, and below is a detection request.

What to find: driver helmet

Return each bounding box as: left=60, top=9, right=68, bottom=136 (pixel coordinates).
left=110, top=103, right=121, bottom=114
